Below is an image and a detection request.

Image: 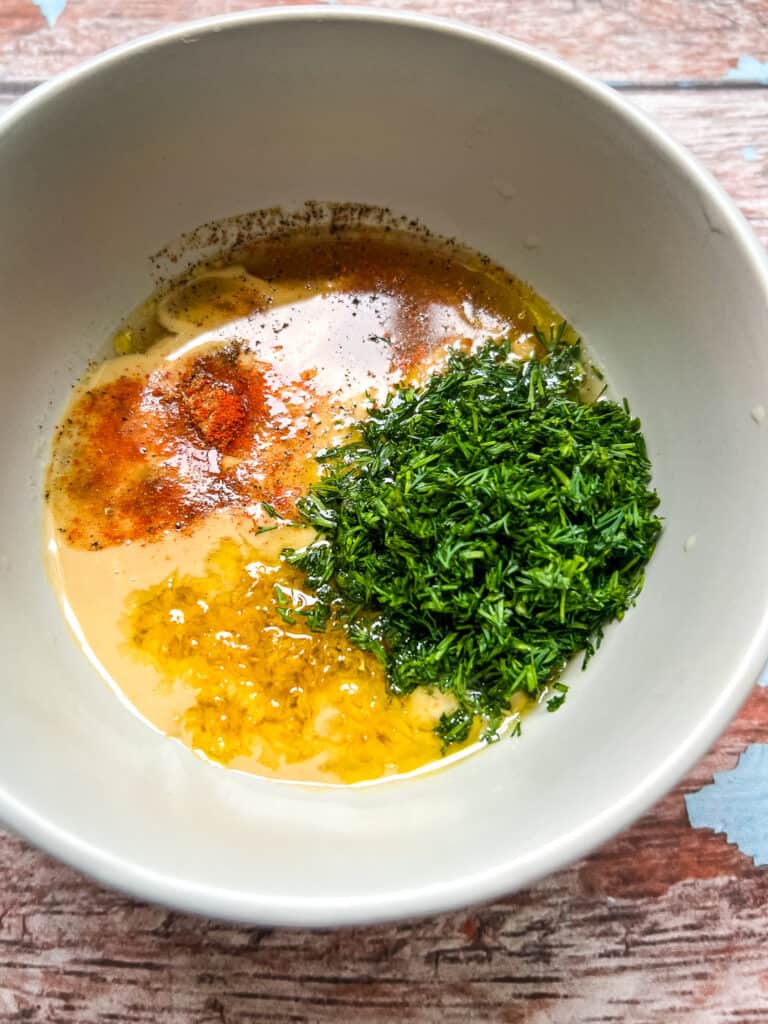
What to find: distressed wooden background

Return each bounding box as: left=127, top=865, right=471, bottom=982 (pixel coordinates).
left=3, top=2, right=768, bottom=1021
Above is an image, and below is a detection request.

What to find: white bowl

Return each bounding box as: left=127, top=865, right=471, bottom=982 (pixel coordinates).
left=2, top=7, right=768, bottom=927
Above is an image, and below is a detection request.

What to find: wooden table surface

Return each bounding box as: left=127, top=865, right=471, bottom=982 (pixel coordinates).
left=3, top=2, right=768, bottom=1021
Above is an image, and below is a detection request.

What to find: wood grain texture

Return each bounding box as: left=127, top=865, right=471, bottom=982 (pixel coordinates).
left=2, top=0, right=768, bottom=89
left=3, top=1, right=768, bottom=1020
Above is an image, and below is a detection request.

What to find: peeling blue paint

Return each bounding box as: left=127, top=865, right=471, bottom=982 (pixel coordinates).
left=33, top=0, right=68, bottom=27
left=743, top=145, right=759, bottom=162
left=686, top=744, right=768, bottom=865
left=725, top=55, right=768, bottom=85
left=759, top=664, right=768, bottom=687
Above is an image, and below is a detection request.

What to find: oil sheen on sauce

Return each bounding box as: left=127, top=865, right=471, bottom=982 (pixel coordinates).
left=46, top=228, right=559, bottom=784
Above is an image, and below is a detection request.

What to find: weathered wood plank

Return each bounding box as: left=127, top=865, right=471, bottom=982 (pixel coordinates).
left=3, top=6, right=768, bottom=1020
left=2, top=0, right=768, bottom=88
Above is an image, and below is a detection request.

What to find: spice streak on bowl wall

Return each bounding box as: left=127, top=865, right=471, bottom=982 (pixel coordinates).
left=45, top=223, right=557, bottom=783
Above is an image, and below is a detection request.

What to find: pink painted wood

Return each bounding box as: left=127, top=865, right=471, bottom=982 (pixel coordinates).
left=2, top=2, right=768, bottom=1020
left=2, top=0, right=768, bottom=87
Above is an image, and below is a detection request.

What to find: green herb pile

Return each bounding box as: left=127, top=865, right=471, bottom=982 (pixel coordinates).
left=283, top=330, right=662, bottom=745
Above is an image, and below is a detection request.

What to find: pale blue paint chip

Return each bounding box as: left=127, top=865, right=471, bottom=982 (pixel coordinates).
left=725, top=55, right=768, bottom=85
left=758, top=664, right=768, bottom=687
left=743, top=145, right=759, bottom=162
left=686, top=744, right=768, bottom=865
left=33, top=0, right=68, bottom=28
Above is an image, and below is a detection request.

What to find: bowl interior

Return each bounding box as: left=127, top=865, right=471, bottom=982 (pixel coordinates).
left=1, top=10, right=767, bottom=925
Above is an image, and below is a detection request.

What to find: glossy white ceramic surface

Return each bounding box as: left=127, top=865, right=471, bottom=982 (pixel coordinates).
left=1, top=8, right=767, bottom=926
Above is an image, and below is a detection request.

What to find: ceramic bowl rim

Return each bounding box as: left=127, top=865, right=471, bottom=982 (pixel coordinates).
left=2, top=5, right=768, bottom=926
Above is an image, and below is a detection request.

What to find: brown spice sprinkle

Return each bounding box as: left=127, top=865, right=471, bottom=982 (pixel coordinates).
left=46, top=343, right=333, bottom=550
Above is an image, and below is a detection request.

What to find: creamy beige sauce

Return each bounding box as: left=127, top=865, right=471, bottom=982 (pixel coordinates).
left=45, top=227, right=558, bottom=784
left=46, top=509, right=503, bottom=784
left=46, top=512, right=343, bottom=782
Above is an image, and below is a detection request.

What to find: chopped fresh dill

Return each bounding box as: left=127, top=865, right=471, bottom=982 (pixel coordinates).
left=273, top=584, right=296, bottom=626
left=284, top=332, right=662, bottom=746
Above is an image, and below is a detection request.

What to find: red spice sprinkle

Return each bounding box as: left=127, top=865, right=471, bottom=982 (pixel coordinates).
left=47, top=343, right=330, bottom=550
left=179, top=348, right=264, bottom=453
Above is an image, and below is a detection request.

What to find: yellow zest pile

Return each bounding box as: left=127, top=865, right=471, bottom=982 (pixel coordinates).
left=124, top=536, right=470, bottom=783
